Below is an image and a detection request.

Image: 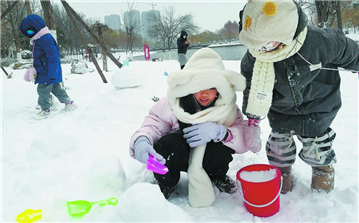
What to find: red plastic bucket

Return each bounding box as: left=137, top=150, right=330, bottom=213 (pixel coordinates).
left=236, top=164, right=282, bottom=217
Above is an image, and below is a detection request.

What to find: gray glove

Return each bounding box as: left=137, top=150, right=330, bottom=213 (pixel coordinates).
left=133, top=137, right=166, bottom=164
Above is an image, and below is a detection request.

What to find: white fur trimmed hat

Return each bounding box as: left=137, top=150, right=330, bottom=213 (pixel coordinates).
left=239, top=0, right=299, bottom=49
left=167, top=48, right=246, bottom=106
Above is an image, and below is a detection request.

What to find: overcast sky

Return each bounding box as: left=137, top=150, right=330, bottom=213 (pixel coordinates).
left=55, top=0, right=247, bottom=32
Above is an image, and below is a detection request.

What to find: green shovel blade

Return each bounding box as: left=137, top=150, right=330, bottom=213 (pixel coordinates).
left=67, top=197, right=118, bottom=217
left=67, top=200, right=92, bottom=216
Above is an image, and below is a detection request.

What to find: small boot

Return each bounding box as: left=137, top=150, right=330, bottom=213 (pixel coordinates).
left=212, top=175, right=237, bottom=194
left=64, top=100, right=77, bottom=111
left=311, top=165, right=334, bottom=193
left=278, top=166, right=293, bottom=194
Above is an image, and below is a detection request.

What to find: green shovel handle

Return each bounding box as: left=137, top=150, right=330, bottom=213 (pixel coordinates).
left=93, top=197, right=118, bottom=207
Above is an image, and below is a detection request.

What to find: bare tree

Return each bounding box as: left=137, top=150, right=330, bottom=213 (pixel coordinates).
left=315, top=1, right=330, bottom=28
left=296, top=0, right=317, bottom=25
left=53, top=4, right=90, bottom=56
left=219, top=20, right=239, bottom=42
left=1, top=0, right=27, bottom=62
left=0, top=1, right=19, bottom=20
left=148, top=5, right=199, bottom=59
left=122, top=2, right=142, bottom=60
left=61, top=0, right=123, bottom=69
left=296, top=1, right=343, bottom=30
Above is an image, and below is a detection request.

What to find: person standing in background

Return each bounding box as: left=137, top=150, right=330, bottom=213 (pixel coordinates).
left=177, top=30, right=190, bottom=69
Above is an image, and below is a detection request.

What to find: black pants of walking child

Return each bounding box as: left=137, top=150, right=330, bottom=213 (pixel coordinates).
left=153, top=133, right=234, bottom=187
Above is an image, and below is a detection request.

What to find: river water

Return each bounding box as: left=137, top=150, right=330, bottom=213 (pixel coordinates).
left=133, top=45, right=249, bottom=61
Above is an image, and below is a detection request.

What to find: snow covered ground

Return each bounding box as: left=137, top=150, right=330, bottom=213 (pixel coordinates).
left=1, top=55, right=358, bottom=222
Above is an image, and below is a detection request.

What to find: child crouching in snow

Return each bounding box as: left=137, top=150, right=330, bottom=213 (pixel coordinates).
left=129, top=48, right=261, bottom=207
left=19, top=15, right=77, bottom=120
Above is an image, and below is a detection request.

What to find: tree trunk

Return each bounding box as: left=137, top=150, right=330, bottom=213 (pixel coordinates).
left=40, top=0, right=57, bottom=42
left=315, top=1, right=329, bottom=28
left=166, top=40, right=171, bottom=60
left=40, top=1, right=56, bottom=30
left=102, top=48, right=108, bottom=71
left=8, top=12, right=22, bottom=62
left=25, top=0, right=32, bottom=15
left=335, top=1, right=342, bottom=30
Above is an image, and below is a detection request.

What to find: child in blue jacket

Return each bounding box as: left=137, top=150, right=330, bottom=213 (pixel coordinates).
left=19, top=14, right=77, bottom=120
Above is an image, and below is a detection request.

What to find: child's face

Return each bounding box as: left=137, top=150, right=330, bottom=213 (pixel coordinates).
left=193, top=88, right=218, bottom=106
left=257, top=41, right=282, bottom=52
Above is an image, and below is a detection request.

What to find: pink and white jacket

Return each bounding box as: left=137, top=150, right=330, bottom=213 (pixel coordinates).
left=129, top=96, right=255, bottom=158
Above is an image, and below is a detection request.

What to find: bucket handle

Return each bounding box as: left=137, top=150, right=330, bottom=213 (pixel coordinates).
left=236, top=176, right=283, bottom=208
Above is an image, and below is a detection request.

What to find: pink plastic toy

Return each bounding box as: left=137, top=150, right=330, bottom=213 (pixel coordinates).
left=147, top=155, right=168, bottom=175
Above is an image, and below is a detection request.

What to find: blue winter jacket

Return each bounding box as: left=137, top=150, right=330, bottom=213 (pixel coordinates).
left=19, top=15, right=62, bottom=84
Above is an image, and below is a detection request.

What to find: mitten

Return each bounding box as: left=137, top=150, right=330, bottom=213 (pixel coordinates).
left=247, top=114, right=261, bottom=127
left=245, top=125, right=262, bottom=153
left=133, top=137, right=166, bottom=164
left=183, top=122, right=227, bottom=147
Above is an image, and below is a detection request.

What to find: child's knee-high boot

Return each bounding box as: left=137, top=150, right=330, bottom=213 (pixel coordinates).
left=278, top=166, right=293, bottom=194
left=311, top=165, right=334, bottom=192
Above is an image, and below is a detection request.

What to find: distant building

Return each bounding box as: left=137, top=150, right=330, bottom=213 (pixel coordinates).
left=123, top=10, right=141, bottom=35
left=104, top=14, right=121, bottom=32
left=141, top=10, right=161, bottom=42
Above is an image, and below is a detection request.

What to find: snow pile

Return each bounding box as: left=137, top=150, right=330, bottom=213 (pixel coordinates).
left=240, top=169, right=277, bottom=182
left=111, top=65, right=145, bottom=89
left=117, top=183, right=193, bottom=222
left=70, top=61, right=94, bottom=74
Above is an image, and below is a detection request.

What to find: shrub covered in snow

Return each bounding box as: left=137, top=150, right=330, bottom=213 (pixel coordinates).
left=70, top=61, right=94, bottom=74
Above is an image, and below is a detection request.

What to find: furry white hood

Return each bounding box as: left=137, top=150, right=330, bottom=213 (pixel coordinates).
left=167, top=48, right=246, bottom=110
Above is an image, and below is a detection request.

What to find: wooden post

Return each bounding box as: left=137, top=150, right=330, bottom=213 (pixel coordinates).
left=1, top=66, right=9, bottom=77
left=62, top=0, right=107, bottom=83
left=60, top=0, right=123, bottom=69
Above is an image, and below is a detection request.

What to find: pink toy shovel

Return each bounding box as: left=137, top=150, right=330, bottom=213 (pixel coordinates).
left=147, top=155, right=169, bottom=175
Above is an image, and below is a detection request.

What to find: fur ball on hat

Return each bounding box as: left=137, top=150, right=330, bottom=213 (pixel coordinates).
left=167, top=48, right=246, bottom=106
left=239, top=0, right=299, bottom=49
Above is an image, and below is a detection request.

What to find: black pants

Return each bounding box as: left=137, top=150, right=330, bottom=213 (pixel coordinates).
left=153, top=133, right=234, bottom=187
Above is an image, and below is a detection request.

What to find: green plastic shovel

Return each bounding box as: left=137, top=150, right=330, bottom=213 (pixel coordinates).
left=67, top=197, right=118, bottom=217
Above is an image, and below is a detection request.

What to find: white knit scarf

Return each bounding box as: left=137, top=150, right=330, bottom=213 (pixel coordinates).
left=246, top=27, right=307, bottom=117
left=171, top=95, right=237, bottom=207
